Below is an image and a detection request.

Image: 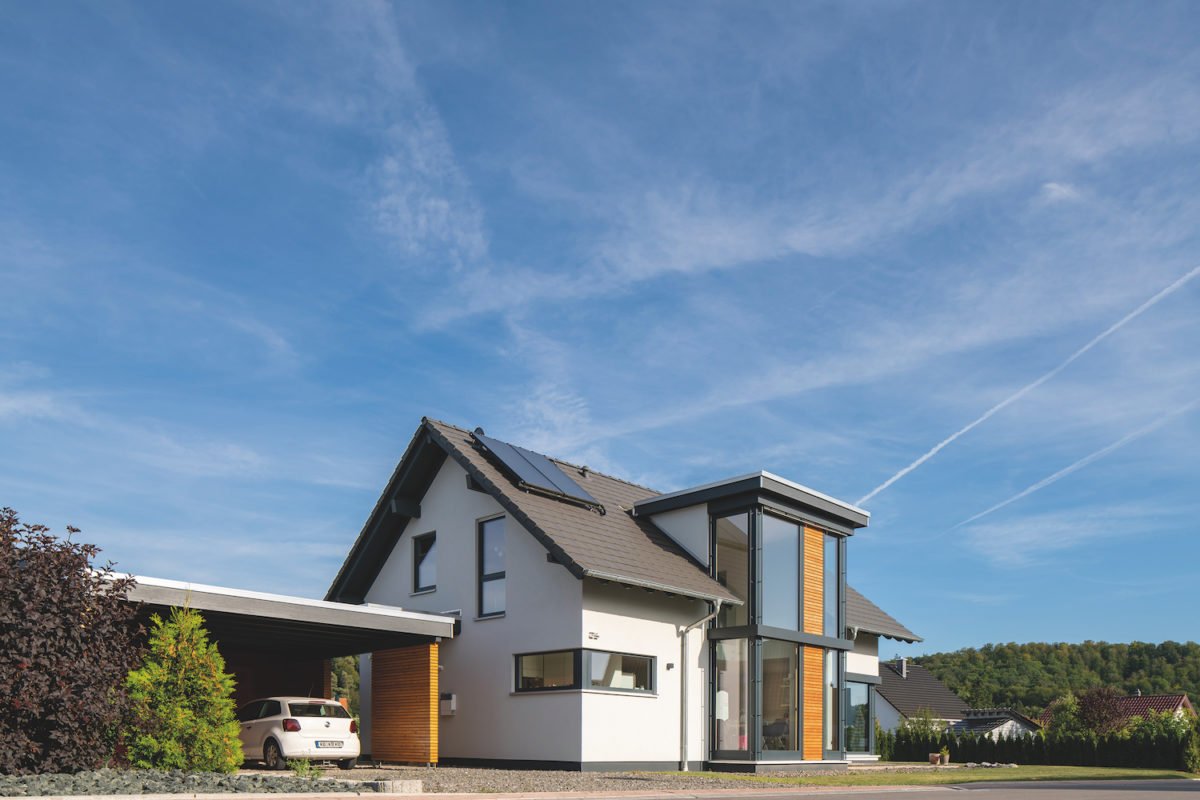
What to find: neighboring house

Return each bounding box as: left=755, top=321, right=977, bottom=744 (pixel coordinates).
left=876, top=659, right=968, bottom=732
left=326, top=417, right=921, bottom=771
left=843, top=588, right=922, bottom=761
left=949, top=708, right=1041, bottom=739
left=1039, top=692, right=1195, bottom=729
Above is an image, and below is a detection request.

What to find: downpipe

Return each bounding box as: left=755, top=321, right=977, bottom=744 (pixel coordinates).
left=679, top=599, right=722, bottom=771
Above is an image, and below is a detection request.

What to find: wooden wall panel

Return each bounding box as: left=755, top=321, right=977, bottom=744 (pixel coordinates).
left=802, top=526, right=824, bottom=635
left=371, top=644, right=439, bottom=764
left=802, top=645, right=824, bottom=761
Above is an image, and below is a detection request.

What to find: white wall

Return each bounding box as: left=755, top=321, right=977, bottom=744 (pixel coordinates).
left=579, top=581, right=708, bottom=765
left=846, top=633, right=879, bottom=677
left=364, top=458, right=585, bottom=763
left=645, top=505, right=710, bottom=566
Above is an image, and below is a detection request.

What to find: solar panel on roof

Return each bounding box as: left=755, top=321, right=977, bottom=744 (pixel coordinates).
left=474, top=432, right=600, bottom=507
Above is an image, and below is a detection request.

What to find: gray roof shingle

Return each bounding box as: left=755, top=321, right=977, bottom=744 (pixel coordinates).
left=877, top=661, right=969, bottom=720
left=846, top=585, right=922, bottom=642
left=425, top=419, right=741, bottom=605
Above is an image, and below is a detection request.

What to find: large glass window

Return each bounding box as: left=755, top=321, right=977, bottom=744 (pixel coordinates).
left=478, top=516, right=506, bottom=617
left=824, top=534, right=840, bottom=637
left=761, top=640, right=799, bottom=752
left=413, top=532, right=436, bottom=592
left=846, top=681, right=870, bottom=753
left=517, top=651, right=577, bottom=691
left=714, top=640, right=750, bottom=752
left=825, top=649, right=841, bottom=753
left=588, top=652, right=653, bottom=692
left=714, top=513, right=750, bottom=626
left=516, top=650, right=655, bottom=693
left=761, top=515, right=799, bottom=630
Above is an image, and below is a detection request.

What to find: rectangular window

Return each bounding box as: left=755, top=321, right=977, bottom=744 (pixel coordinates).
left=413, top=532, right=436, bottom=592
left=825, top=649, right=841, bottom=753
left=478, top=516, right=505, bottom=617
left=761, top=639, right=799, bottom=751
left=516, top=650, right=578, bottom=691
left=515, top=649, right=655, bottom=693
left=761, top=514, right=800, bottom=630
left=714, top=512, right=750, bottom=627
left=824, top=533, right=840, bottom=638
left=588, top=652, right=653, bottom=692
left=713, top=639, right=750, bottom=752
left=846, top=681, right=870, bottom=753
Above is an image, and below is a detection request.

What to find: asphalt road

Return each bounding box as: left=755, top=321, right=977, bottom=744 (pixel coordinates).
left=690, top=780, right=1200, bottom=800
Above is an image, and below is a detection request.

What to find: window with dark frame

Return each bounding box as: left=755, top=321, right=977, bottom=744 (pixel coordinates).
left=413, top=532, right=436, bottom=592
left=514, top=649, right=655, bottom=694
left=478, top=516, right=506, bottom=617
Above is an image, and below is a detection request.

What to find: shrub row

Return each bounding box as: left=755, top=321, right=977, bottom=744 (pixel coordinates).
left=877, top=726, right=1200, bottom=771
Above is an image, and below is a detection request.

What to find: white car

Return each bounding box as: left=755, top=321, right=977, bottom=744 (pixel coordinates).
left=237, top=696, right=360, bottom=770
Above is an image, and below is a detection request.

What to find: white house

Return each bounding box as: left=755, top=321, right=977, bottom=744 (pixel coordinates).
left=326, top=418, right=920, bottom=771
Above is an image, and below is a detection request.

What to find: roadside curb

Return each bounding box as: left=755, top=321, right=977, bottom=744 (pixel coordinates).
left=13, top=789, right=953, bottom=800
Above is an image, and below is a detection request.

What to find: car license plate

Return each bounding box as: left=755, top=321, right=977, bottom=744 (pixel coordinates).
left=315, top=740, right=342, bottom=748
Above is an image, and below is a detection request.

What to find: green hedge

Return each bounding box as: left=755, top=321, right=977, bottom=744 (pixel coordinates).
left=885, top=726, right=1198, bottom=771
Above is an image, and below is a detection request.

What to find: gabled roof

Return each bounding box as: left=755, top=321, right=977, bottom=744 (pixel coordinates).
left=877, top=661, right=969, bottom=720
left=950, top=707, right=1042, bottom=734
left=847, top=586, right=922, bottom=643
left=327, top=418, right=740, bottom=606
left=1038, top=693, right=1194, bottom=727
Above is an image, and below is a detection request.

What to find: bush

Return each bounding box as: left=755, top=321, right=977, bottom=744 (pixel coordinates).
left=124, top=607, right=243, bottom=772
left=0, top=508, right=142, bottom=775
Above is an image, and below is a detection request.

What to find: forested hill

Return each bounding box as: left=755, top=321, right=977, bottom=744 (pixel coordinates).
left=914, top=641, right=1200, bottom=715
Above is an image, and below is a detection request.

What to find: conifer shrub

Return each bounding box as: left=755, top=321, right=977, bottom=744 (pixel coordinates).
left=124, top=607, right=243, bottom=773
left=0, top=508, right=142, bottom=775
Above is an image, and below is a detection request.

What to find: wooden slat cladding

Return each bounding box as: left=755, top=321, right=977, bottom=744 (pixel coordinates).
left=802, top=525, right=824, bottom=635
left=371, top=644, right=439, bottom=764
left=802, top=645, right=824, bottom=761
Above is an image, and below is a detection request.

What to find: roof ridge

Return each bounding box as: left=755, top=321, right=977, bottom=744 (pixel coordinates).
left=421, top=416, right=664, bottom=497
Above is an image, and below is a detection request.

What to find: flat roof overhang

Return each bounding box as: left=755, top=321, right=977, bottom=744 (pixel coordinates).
left=633, top=470, right=870, bottom=531
left=125, top=575, right=457, bottom=659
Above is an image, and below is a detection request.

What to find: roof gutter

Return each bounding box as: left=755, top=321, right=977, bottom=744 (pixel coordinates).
left=583, top=569, right=742, bottom=606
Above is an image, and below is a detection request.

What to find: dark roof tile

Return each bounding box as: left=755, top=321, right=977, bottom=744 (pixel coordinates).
left=877, top=661, right=969, bottom=720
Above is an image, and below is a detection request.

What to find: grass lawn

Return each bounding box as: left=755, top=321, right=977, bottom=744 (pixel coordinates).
left=668, top=765, right=1193, bottom=786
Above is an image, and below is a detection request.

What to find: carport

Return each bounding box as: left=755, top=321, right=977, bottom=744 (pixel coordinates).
left=127, top=575, right=456, bottom=764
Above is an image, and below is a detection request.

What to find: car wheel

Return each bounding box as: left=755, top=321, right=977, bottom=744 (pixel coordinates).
left=337, top=757, right=357, bottom=770
left=264, top=739, right=287, bottom=771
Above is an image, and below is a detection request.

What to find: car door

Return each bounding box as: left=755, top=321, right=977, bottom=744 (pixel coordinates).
left=237, top=701, right=266, bottom=759
left=251, top=700, right=283, bottom=757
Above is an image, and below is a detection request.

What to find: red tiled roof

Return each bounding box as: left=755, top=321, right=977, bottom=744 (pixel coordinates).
left=1039, top=693, right=1193, bottom=726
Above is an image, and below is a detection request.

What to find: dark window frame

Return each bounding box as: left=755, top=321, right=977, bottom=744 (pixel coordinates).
left=477, top=515, right=506, bottom=618
left=514, top=648, right=656, bottom=694
left=413, top=531, right=437, bottom=593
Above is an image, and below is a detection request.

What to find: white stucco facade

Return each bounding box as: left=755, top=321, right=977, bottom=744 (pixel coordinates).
left=846, top=633, right=879, bottom=677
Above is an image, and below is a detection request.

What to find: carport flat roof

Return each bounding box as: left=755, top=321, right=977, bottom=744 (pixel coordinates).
left=126, top=575, right=456, bottom=658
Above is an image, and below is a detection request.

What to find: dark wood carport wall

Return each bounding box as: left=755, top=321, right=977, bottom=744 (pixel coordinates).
left=126, top=576, right=456, bottom=763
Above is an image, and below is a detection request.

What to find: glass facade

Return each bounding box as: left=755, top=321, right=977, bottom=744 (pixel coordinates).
left=714, top=639, right=750, bottom=752
left=714, top=513, right=750, bottom=627
left=709, top=505, right=848, bottom=762
left=761, top=515, right=799, bottom=630
left=846, top=681, right=870, bottom=753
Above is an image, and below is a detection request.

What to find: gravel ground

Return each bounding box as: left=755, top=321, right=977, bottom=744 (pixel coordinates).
left=0, top=769, right=361, bottom=797
left=297, top=764, right=843, bottom=793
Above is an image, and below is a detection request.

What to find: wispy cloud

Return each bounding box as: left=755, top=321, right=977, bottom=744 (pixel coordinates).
left=961, top=505, right=1171, bottom=568
left=857, top=264, right=1200, bottom=505
left=957, top=397, right=1200, bottom=527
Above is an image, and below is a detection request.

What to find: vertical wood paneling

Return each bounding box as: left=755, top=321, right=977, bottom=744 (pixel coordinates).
left=803, top=525, right=824, bottom=635
left=371, top=644, right=439, bottom=764
left=802, top=645, right=824, bottom=761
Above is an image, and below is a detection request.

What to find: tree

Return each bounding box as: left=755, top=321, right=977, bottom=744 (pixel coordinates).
left=900, top=707, right=947, bottom=737
left=330, top=656, right=360, bottom=718
left=0, top=508, right=142, bottom=775
left=124, top=607, right=243, bottom=772
left=1077, top=686, right=1126, bottom=735
left=1043, top=691, right=1085, bottom=735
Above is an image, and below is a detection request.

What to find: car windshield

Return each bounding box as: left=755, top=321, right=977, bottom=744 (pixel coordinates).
left=288, top=702, right=351, bottom=718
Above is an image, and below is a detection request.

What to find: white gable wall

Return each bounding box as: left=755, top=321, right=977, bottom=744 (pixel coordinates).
left=876, top=693, right=904, bottom=732
left=364, top=458, right=585, bottom=763
left=645, top=505, right=710, bottom=567
left=846, top=633, right=879, bottom=677
left=580, top=580, right=709, bottom=766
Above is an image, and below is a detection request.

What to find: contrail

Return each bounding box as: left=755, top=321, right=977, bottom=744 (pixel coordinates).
left=856, top=264, right=1200, bottom=505
left=956, top=397, right=1200, bottom=527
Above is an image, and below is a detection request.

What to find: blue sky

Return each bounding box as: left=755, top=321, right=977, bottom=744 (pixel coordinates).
left=2, top=1, right=1198, bottom=656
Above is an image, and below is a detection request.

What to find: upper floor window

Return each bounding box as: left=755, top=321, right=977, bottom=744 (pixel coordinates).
left=714, top=512, right=750, bottom=627
left=824, top=533, right=840, bottom=638
left=478, top=516, right=506, bottom=617
left=413, top=532, right=436, bottom=593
